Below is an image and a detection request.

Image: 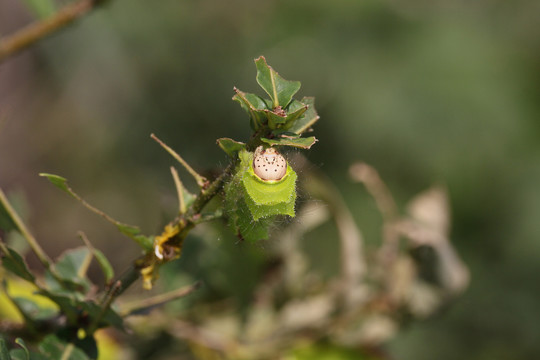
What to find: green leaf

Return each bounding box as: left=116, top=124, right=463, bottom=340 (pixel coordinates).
left=82, top=300, right=124, bottom=330
left=0, top=337, right=11, bottom=360
left=217, top=138, right=246, bottom=158
left=233, top=88, right=268, bottom=111
left=261, top=136, right=317, bottom=149
left=38, top=336, right=90, bottom=360
left=287, top=97, right=320, bottom=135
left=7, top=351, right=21, bottom=360
left=37, top=336, right=66, bottom=360
left=265, top=110, right=287, bottom=129
left=232, top=88, right=269, bottom=130
left=2, top=247, right=35, bottom=283
left=1, top=281, right=56, bottom=329
left=12, top=297, right=58, bottom=321
left=72, top=335, right=97, bottom=360
left=14, top=340, right=28, bottom=360
left=8, top=350, right=46, bottom=360
left=265, top=100, right=308, bottom=130
left=36, top=289, right=80, bottom=324
left=55, top=248, right=90, bottom=278
left=53, top=247, right=92, bottom=293
left=36, top=286, right=124, bottom=331
left=91, top=249, right=114, bottom=283
left=115, top=225, right=153, bottom=251
left=39, top=174, right=153, bottom=251
left=282, top=100, right=309, bottom=129
left=39, top=174, right=72, bottom=196
left=20, top=0, right=56, bottom=19
left=291, top=343, right=380, bottom=360
left=255, top=56, right=301, bottom=108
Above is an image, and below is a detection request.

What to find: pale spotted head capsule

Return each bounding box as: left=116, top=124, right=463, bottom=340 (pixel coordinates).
left=253, top=146, right=288, bottom=181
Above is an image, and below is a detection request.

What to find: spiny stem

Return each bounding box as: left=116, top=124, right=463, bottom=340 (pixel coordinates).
left=170, top=166, right=187, bottom=214
left=104, top=160, right=235, bottom=295
left=186, top=162, right=235, bottom=218
left=0, top=0, right=107, bottom=63
left=0, top=188, right=52, bottom=269
left=101, top=265, right=140, bottom=303
left=151, top=134, right=208, bottom=188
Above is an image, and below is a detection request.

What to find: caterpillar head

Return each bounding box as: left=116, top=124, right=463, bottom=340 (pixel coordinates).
left=252, top=146, right=287, bottom=181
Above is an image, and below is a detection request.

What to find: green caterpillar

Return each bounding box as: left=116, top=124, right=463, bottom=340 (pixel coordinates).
left=225, top=146, right=297, bottom=241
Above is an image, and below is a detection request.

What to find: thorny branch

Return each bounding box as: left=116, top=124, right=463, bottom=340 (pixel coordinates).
left=0, top=0, right=108, bottom=63
left=101, top=160, right=236, bottom=301
left=0, top=188, right=52, bottom=269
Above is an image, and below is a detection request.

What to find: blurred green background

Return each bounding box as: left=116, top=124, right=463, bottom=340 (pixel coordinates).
left=1, top=0, right=540, bottom=359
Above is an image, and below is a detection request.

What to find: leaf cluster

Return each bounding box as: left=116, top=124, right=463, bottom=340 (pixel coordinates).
left=218, top=56, right=319, bottom=156
left=0, top=185, right=159, bottom=359
left=219, top=57, right=319, bottom=241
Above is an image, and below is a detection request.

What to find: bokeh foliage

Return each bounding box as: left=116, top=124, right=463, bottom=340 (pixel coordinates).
left=2, top=0, right=540, bottom=359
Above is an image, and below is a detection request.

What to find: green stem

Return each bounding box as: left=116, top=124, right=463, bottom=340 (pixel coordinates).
left=0, top=239, right=10, bottom=258
left=88, top=280, right=122, bottom=334
left=76, top=232, right=94, bottom=278
left=120, top=282, right=201, bottom=317
left=151, top=134, right=208, bottom=188
left=59, top=343, right=74, bottom=360
left=96, top=160, right=235, bottom=318
left=186, top=162, right=235, bottom=218
left=0, top=188, right=52, bottom=269
left=101, top=265, right=140, bottom=303
left=170, top=167, right=187, bottom=214
left=192, top=210, right=223, bottom=225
